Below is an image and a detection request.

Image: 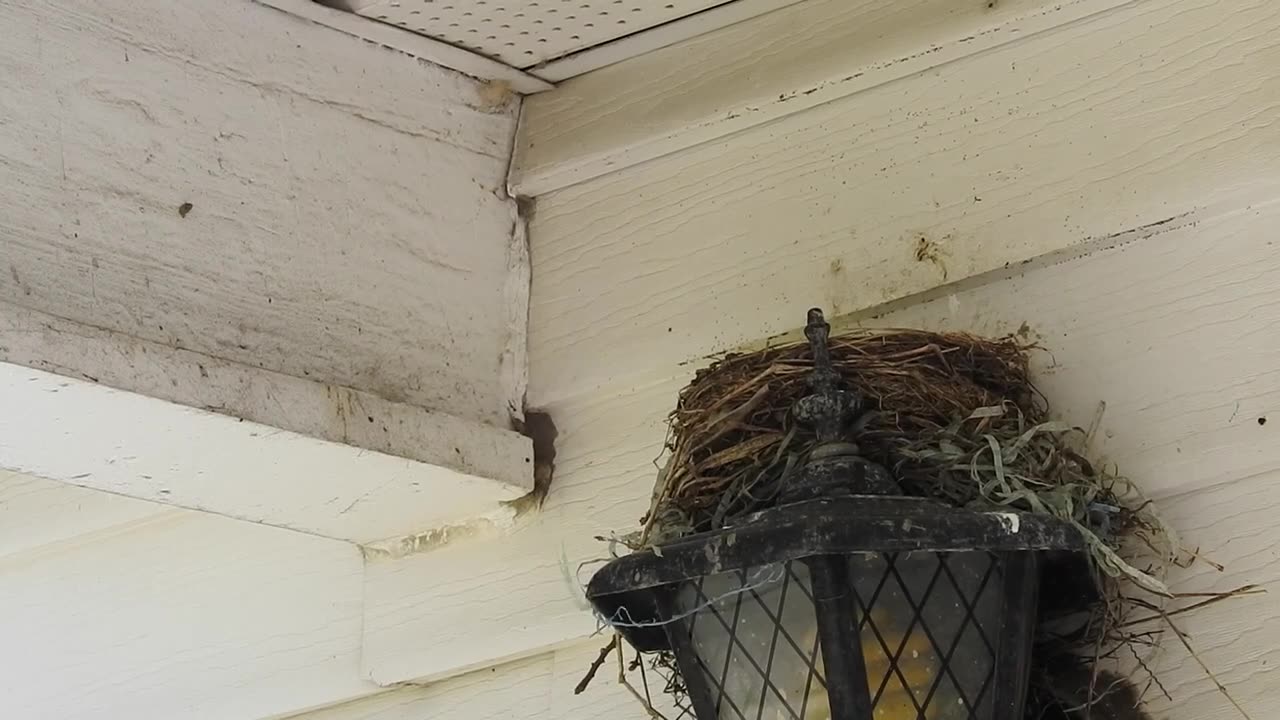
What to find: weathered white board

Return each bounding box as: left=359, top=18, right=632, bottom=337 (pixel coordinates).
left=0, top=0, right=523, bottom=427
left=289, top=640, right=678, bottom=720
left=0, top=362, right=530, bottom=545
left=1130, top=470, right=1280, bottom=718
left=0, top=302, right=533, bottom=492
left=526, top=0, right=1280, bottom=408
left=514, top=0, right=1135, bottom=195
left=0, top=473, right=376, bottom=720
left=0, top=468, right=167, bottom=561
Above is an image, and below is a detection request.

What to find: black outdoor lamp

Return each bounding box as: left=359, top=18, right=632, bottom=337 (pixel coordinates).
left=587, top=309, right=1084, bottom=720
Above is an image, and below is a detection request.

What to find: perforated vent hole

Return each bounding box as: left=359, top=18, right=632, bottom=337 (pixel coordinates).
left=350, top=0, right=741, bottom=67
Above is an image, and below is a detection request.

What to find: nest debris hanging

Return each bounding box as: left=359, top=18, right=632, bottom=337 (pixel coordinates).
left=590, top=327, right=1257, bottom=720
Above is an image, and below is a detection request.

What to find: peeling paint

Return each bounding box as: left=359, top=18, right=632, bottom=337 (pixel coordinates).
left=500, top=190, right=532, bottom=427
left=361, top=505, right=519, bottom=560
left=995, top=512, right=1021, bottom=534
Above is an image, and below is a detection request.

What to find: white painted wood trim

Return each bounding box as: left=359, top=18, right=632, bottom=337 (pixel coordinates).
left=287, top=638, right=679, bottom=719
left=253, top=0, right=555, bottom=93
left=1129, top=471, right=1280, bottom=719
left=512, top=0, right=1138, bottom=196
left=0, top=362, right=532, bottom=545
left=2, top=0, right=524, bottom=427
left=0, top=469, right=170, bottom=562
left=0, top=302, right=532, bottom=487
left=526, top=0, right=1280, bottom=406
left=526, top=0, right=807, bottom=82
left=0, top=473, right=380, bottom=720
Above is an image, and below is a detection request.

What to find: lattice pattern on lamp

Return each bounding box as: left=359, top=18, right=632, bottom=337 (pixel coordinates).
left=676, top=553, right=1004, bottom=720
left=683, top=561, right=825, bottom=720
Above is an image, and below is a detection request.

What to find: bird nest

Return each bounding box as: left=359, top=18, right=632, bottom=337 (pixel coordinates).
left=587, top=328, right=1257, bottom=719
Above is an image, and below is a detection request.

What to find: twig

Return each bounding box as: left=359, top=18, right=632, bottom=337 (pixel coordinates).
left=616, top=635, right=625, bottom=684
left=1086, top=636, right=1102, bottom=720
left=574, top=636, right=617, bottom=695
left=1161, top=612, right=1254, bottom=720
left=1084, top=401, right=1107, bottom=452
left=700, top=382, right=772, bottom=447
left=616, top=637, right=670, bottom=720
left=1171, top=586, right=1260, bottom=599
left=1120, top=585, right=1264, bottom=629
left=1183, top=545, right=1225, bottom=572
left=637, top=650, right=653, bottom=708
left=1128, top=643, right=1172, bottom=704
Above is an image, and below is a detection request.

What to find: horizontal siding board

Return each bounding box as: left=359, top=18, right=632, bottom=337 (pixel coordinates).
left=27, top=0, right=515, bottom=158
left=526, top=0, right=1280, bottom=407
left=0, top=469, right=167, bottom=561
left=1118, top=470, right=1280, bottom=718
left=0, top=475, right=375, bottom=720
left=364, top=195, right=1280, bottom=684
left=869, top=201, right=1280, bottom=502
left=291, top=640, right=677, bottom=720
left=0, top=363, right=528, bottom=545
left=513, top=0, right=1132, bottom=194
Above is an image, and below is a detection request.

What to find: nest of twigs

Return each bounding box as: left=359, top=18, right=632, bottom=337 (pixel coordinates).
left=621, top=329, right=1195, bottom=719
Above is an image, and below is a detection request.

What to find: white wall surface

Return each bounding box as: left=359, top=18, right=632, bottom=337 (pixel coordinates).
left=0, top=362, right=529, bottom=545
left=0, top=470, right=374, bottom=720
left=0, top=0, right=532, bottom=717
left=5, top=0, right=1280, bottom=717
left=0, top=0, right=524, bottom=429
left=336, top=0, right=1280, bottom=717
left=290, top=640, right=679, bottom=720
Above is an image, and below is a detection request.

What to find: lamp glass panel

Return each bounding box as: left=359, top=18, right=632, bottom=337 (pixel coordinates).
left=849, top=551, right=1004, bottom=720
left=680, top=561, right=828, bottom=720
left=675, top=552, right=1006, bottom=720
